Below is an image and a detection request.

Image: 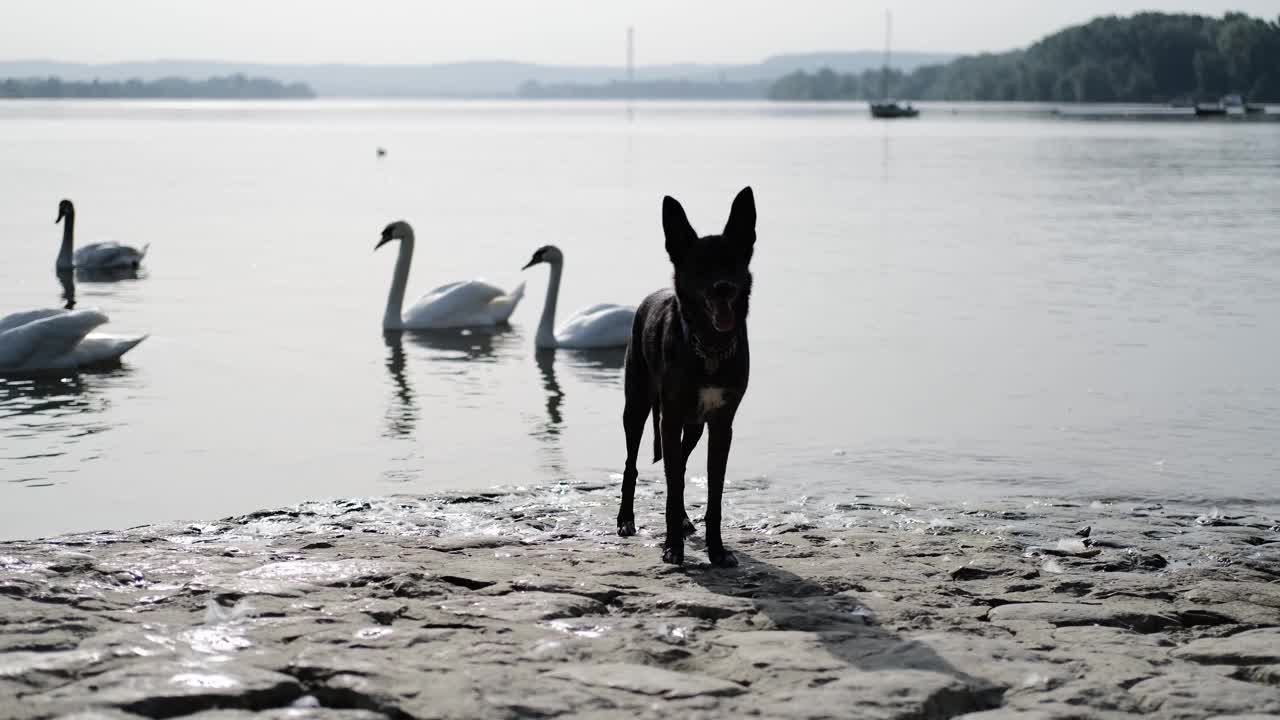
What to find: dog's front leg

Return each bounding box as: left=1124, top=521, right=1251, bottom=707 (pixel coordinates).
left=705, top=415, right=739, bottom=567
left=660, top=411, right=687, bottom=565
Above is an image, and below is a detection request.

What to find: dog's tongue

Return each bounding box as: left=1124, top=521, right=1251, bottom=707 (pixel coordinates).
left=708, top=299, right=736, bottom=332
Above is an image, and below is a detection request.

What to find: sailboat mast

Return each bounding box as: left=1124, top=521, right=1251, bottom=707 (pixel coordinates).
left=627, top=26, right=635, bottom=87
left=626, top=25, right=636, bottom=120
left=881, top=10, right=892, bottom=99
left=869, top=9, right=918, bottom=117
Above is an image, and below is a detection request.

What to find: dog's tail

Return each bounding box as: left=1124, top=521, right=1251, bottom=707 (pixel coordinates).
left=651, top=405, right=662, bottom=463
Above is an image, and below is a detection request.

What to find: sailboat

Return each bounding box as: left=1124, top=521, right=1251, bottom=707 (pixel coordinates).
left=869, top=10, right=919, bottom=119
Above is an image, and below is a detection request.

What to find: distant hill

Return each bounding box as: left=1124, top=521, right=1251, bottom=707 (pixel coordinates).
left=516, top=51, right=957, bottom=100
left=519, top=79, right=772, bottom=100
left=0, top=74, right=314, bottom=99
left=770, top=12, right=1280, bottom=102
left=0, top=52, right=954, bottom=98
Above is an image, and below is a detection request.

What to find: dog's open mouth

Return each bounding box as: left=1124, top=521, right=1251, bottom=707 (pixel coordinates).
left=705, top=298, right=736, bottom=332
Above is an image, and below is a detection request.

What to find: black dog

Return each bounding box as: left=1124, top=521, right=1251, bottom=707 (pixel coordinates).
left=617, top=187, right=756, bottom=567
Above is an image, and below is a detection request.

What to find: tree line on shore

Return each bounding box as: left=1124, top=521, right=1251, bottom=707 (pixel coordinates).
left=0, top=74, right=315, bottom=99
left=769, top=12, right=1280, bottom=103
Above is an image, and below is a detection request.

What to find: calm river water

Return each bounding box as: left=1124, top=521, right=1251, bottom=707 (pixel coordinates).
left=1, top=100, right=1277, bottom=539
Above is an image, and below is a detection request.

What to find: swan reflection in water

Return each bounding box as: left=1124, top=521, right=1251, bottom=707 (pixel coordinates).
left=382, top=332, right=416, bottom=439
left=1, top=373, right=90, bottom=420
left=57, top=265, right=147, bottom=313
left=530, top=346, right=625, bottom=479
left=75, top=265, right=144, bottom=283
left=57, top=270, right=76, bottom=310
left=557, top=346, right=626, bottom=382
left=531, top=346, right=624, bottom=440
left=535, top=349, right=564, bottom=435
left=0, top=372, right=119, bottom=487
left=379, top=329, right=625, bottom=480
left=405, top=325, right=521, bottom=363
left=381, top=326, right=521, bottom=439
left=533, top=349, right=566, bottom=477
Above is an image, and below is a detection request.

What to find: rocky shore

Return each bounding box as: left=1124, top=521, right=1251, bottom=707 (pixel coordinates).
left=1, top=479, right=1278, bottom=719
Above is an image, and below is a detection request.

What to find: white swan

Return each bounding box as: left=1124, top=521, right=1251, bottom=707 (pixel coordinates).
left=521, top=245, right=635, bottom=349
left=0, top=308, right=147, bottom=373
left=376, top=221, right=525, bottom=330
left=56, top=199, right=148, bottom=272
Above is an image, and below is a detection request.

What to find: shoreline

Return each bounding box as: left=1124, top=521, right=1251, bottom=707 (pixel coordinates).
left=2, top=481, right=1277, bottom=719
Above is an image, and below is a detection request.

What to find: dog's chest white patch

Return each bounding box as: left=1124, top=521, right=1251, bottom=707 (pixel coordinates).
left=698, top=387, right=727, bottom=418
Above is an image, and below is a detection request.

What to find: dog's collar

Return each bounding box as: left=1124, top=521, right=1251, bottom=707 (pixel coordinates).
left=679, top=310, right=739, bottom=370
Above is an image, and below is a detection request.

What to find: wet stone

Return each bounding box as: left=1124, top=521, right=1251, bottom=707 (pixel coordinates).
left=1234, top=665, right=1280, bottom=687
left=987, top=601, right=1182, bottom=633
left=436, top=590, right=605, bottom=622
left=546, top=662, right=744, bottom=698
left=1172, top=628, right=1280, bottom=666
left=1129, top=672, right=1280, bottom=719
left=0, top=485, right=1276, bottom=719
left=750, top=668, right=1002, bottom=720
left=30, top=663, right=303, bottom=718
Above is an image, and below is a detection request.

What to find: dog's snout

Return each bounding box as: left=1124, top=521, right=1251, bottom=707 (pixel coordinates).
left=711, top=281, right=738, bottom=300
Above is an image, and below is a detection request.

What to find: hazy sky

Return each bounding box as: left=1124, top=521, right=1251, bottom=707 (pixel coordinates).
left=4, top=0, right=1275, bottom=65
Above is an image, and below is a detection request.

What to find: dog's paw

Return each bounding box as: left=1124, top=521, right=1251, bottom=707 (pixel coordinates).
left=662, top=545, right=684, bottom=565
left=617, top=520, right=636, bottom=537
left=708, top=546, right=739, bottom=568
left=682, top=514, right=697, bottom=536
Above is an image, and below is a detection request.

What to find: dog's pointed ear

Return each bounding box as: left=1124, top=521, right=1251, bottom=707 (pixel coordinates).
left=724, top=186, right=756, bottom=244
left=663, top=195, right=696, bottom=263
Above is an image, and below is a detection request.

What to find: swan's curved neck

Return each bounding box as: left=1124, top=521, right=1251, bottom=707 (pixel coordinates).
left=536, top=259, right=563, bottom=348
left=57, top=216, right=75, bottom=270
left=384, top=236, right=415, bottom=330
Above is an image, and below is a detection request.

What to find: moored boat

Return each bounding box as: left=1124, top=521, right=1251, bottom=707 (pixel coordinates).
left=868, top=11, right=920, bottom=120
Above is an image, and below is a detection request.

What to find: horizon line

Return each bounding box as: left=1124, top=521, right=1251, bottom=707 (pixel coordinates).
left=0, top=50, right=964, bottom=71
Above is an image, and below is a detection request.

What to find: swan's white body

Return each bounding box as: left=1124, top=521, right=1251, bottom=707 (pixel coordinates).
left=397, top=279, right=524, bottom=330
left=525, top=246, right=635, bottom=349
left=379, top=221, right=524, bottom=330
left=73, top=241, right=149, bottom=271
left=0, top=309, right=147, bottom=372
left=56, top=201, right=148, bottom=272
